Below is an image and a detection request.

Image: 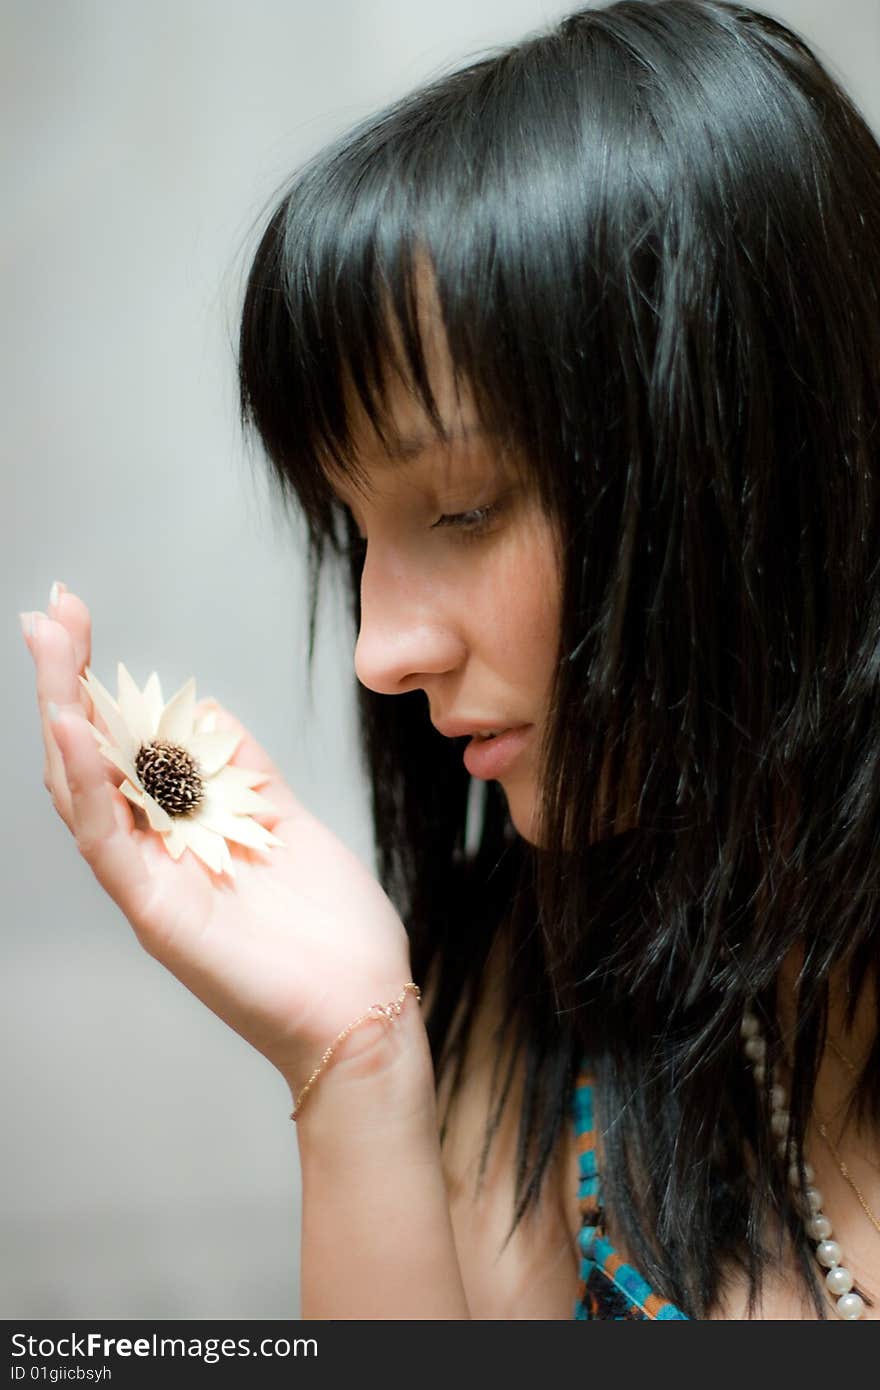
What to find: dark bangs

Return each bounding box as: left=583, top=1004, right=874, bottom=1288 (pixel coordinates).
left=238, top=15, right=674, bottom=576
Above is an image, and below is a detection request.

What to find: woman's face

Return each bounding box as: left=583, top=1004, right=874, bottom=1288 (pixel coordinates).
left=325, top=336, right=562, bottom=845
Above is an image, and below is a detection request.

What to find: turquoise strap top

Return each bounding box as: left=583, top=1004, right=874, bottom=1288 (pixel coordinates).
left=571, top=1067, right=688, bottom=1320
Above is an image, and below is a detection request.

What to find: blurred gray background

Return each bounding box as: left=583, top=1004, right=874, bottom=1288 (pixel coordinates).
left=3, top=0, right=878, bottom=1320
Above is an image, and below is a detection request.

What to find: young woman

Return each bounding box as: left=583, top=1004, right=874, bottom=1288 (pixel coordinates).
left=22, top=0, right=880, bottom=1318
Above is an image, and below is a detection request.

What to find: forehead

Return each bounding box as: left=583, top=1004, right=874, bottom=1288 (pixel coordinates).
left=324, top=310, right=491, bottom=501
left=321, top=421, right=491, bottom=506
left=321, top=255, right=529, bottom=503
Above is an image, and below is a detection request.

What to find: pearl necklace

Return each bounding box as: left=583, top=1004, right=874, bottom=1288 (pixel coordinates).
left=740, top=1009, right=868, bottom=1319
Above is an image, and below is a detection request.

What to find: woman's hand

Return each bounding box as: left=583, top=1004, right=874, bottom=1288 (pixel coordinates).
left=21, top=585, right=414, bottom=1095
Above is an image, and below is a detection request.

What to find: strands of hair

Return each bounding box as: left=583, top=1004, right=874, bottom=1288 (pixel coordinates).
left=239, top=1, right=880, bottom=1317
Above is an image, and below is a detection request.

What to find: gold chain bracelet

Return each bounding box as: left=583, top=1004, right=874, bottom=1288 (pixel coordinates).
left=290, top=982, right=421, bottom=1121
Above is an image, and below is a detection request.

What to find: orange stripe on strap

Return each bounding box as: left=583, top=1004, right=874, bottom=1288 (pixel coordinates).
left=596, top=1248, right=662, bottom=1321
left=577, top=1128, right=596, bottom=1156
left=641, top=1291, right=668, bottom=1319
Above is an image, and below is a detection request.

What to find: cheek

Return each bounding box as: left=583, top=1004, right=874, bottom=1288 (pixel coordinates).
left=509, top=521, right=562, bottom=651
left=451, top=494, right=561, bottom=649
left=478, top=520, right=561, bottom=679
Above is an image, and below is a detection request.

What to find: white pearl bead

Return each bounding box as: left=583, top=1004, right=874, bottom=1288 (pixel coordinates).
left=777, top=1139, right=790, bottom=1159
left=744, top=1036, right=766, bottom=1062
left=770, top=1084, right=787, bottom=1109
left=836, top=1292, right=865, bottom=1320
left=788, top=1161, right=815, bottom=1187
left=770, top=1109, right=790, bottom=1137
left=826, top=1266, right=854, bottom=1296
left=741, top=1013, right=760, bottom=1038
left=815, top=1239, right=842, bottom=1268
left=806, top=1213, right=832, bottom=1240
left=804, top=1186, right=823, bottom=1214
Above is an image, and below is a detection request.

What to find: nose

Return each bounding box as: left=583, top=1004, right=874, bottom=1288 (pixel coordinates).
left=353, top=551, right=466, bottom=696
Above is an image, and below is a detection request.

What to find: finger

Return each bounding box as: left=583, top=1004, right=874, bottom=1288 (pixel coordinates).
left=43, top=585, right=113, bottom=742
left=25, top=612, right=122, bottom=826
left=46, top=582, right=93, bottom=712
left=24, top=612, right=79, bottom=822
left=48, top=704, right=152, bottom=911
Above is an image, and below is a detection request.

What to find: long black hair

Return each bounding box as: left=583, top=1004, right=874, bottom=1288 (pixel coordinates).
left=238, top=0, right=880, bottom=1317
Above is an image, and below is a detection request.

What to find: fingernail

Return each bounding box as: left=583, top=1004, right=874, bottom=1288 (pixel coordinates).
left=19, top=612, right=34, bottom=638
left=48, top=701, right=60, bottom=722
left=49, top=581, right=66, bottom=611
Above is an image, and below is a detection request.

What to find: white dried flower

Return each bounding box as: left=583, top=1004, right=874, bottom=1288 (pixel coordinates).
left=79, top=662, right=284, bottom=879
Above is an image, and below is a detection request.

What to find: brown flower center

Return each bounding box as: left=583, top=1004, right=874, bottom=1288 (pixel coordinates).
left=135, top=740, right=205, bottom=817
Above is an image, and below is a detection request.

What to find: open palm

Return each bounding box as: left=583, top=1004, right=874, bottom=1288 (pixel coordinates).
left=22, top=586, right=413, bottom=1091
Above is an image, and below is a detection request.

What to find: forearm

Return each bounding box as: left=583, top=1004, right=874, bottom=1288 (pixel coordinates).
left=291, top=998, right=471, bottom=1319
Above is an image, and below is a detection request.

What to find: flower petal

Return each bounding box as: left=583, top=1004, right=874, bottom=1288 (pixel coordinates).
left=214, top=764, right=270, bottom=790
left=89, top=724, right=111, bottom=753
left=162, top=821, right=189, bottom=861
left=202, top=777, right=279, bottom=817
left=142, top=673, right=164, bottom=734
left=193, top=804, right=284, bottom=851
left=175, top=817, right=227, bottom=874
left=100, top=742, right=141, bottom=785
left=187, top=729, right=242, bottom=776
left=156, top=676, right=197, bottom=743
left=119, top=778, right=146, bottom=808
left=217, top=835, right=236, bottom=880
left=79, top=667, right=139, bottom=762
left=139, top=788, right=174, bottom=833
left=116, top=662, right=154, bottom=745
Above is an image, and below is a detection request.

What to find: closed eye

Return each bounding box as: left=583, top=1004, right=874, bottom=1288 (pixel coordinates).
left=430, top=500, right=503, bottom=538
left=339, top=497, right=505, bottom=557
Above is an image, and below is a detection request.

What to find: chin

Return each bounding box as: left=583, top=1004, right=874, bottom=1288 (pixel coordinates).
left=501, top=781, right=544, bottom=848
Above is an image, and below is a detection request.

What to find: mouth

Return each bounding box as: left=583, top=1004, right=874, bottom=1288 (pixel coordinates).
left=431, top=716, right=527, bottom=742
left=462, top=725, right=533, bottom=780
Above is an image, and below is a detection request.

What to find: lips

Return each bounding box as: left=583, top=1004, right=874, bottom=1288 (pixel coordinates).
left=462, top=725, right=532, bottom=779
left=432, top=717, right=523, bottom=740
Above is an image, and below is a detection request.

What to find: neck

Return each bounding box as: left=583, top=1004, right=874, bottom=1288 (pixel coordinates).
left=776, top=949, right=876, bottom=1104
left=776, top=949, right=880, bottom=1307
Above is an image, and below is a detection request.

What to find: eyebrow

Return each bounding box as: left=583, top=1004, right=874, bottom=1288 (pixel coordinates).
left=380, top=424, right=487, bottom=463
left=324, top=425, right=489, bottom=502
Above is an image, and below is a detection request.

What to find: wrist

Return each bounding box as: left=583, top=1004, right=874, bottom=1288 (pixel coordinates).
left=289, top=991, right=437, bottom=1144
